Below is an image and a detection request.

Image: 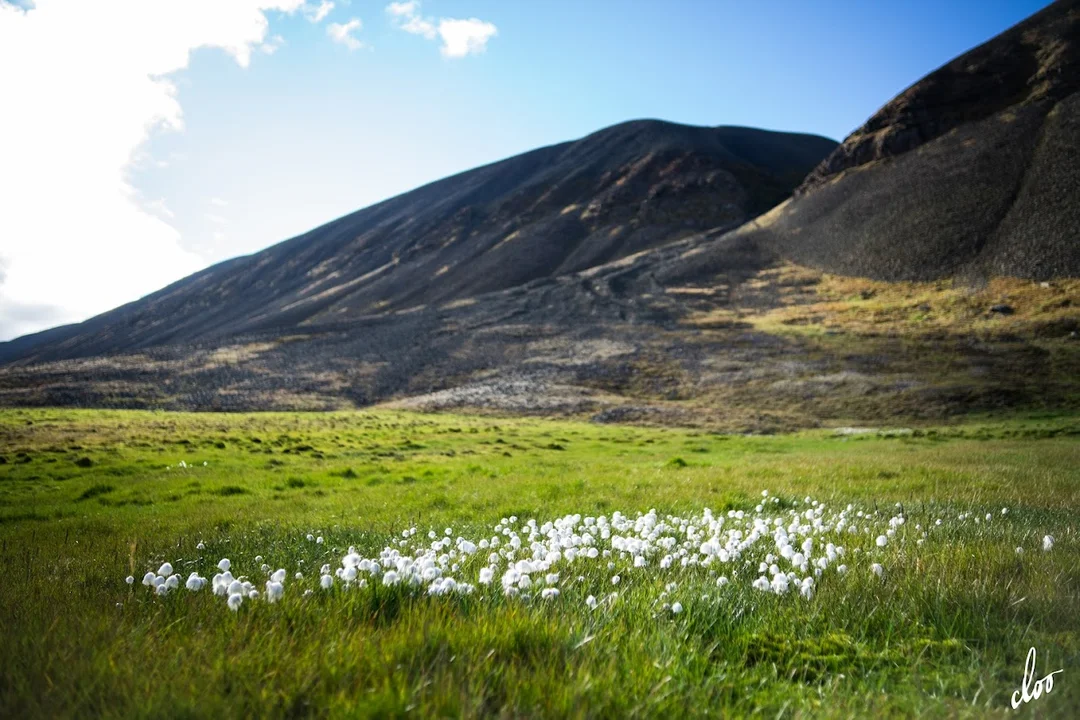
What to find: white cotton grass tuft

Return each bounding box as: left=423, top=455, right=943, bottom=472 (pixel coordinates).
left=125, top=491, right=1033, bottom=616
left=125, top=576, right=135, bottom=585
left=265, top=581, right=284, bottom=603
left=1042, top=535, right=1054, bottom=551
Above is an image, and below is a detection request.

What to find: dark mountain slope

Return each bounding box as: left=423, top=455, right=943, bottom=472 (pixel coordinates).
left=740, top=0, right=1080, bottom=281
left=0, top=120, right=835, bottom=365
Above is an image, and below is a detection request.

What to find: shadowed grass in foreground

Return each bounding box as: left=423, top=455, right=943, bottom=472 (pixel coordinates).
left=0, top=408, right=1078, bottom=717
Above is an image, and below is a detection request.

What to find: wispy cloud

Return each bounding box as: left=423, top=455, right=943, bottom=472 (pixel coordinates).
left=386, top=1, right=434, bottom=39
left=260, top=34, right=286, bottom=55
left=305, top=1, right=334, bottom=24
left=145, top=198, right=175, bottom=220
left=210, top=197, right=229, bottom=208
left=386, top=2, right=496, bottom=58
left=327, top=18, right=365, bottom=50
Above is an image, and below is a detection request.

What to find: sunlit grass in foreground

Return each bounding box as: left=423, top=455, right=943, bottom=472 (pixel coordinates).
left=1, top=409, right=1078, bottom=717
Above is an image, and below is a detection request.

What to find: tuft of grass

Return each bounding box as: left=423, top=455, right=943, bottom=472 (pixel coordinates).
left=76, top=483, right=114, bottom=501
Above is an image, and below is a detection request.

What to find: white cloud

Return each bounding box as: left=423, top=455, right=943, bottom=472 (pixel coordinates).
left=260, top=33, right=286, bottom=55
left=205, top=213, right=228, bottom=225
left=0, top=0, right=305, bottom=342
left=386, top=2, right=496, bottom=57
left=386, top=1, right=434, bottom=39
left=146, top=198, right=176, bottom=220
left=210, top=197, right=229, bottom=207
left=385, top=0, right=418, bottom=17
left=437, top=18, right=497, bottom=58
left=304, top=1, right=333, bottom=24
left=327, top=18, right=364, bottom=50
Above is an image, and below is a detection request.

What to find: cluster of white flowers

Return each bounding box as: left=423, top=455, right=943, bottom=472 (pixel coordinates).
left=126, top=495, right=1056, bottom=614
left=125, top=562, right=209, bottom=597
left=165, top=460, right=208, bottom=471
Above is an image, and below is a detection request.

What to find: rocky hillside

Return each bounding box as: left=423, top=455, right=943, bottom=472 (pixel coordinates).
left=744, top=0, right=1080, bottom=280
left=0, top=121, right=835, bottom=365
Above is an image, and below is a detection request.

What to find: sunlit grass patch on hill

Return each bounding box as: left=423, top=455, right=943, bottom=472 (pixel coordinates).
left=739, top=266, right=1080, bottom=340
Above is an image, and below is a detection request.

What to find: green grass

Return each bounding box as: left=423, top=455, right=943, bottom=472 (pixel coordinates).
left=1, top=408, right=1078, bottom=718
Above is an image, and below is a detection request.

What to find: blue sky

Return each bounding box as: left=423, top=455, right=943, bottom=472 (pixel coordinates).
left=0, top=0, right=1056, bottom=340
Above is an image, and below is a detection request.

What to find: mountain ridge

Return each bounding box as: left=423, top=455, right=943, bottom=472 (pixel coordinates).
left=748, top=0, right=1080, bottom=281
left=0, top=119, right=836, bottom=364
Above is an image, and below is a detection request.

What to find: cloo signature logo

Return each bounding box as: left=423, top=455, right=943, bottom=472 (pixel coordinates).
left=1011, top=647, right=1063, bottom=709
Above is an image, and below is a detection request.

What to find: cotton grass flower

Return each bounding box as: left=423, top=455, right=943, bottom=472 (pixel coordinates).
left=126, top=491, right=1016, bottom=617
left=227, top=593, right=243, bottom=611
left=265, top=581, right=284, bottom=602
left=1043, top=535, right=1054, bottom=551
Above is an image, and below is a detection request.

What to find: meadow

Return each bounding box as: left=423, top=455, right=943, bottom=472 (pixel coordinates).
left=1, top=408, right=1078, bottom=718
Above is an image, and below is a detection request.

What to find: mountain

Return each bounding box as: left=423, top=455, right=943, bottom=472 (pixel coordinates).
left=0, top=121, right=836, bottom=365
left=3, top=2, right=1079, bottom=428
left=739, top=0, right=1080, bottom=280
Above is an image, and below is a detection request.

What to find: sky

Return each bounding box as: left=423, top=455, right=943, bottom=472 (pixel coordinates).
left=0, top=0, right=1057, bottom=341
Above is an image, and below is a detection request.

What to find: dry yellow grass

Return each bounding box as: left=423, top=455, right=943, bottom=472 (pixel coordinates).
left=687, top=263, right=1080, bottom=341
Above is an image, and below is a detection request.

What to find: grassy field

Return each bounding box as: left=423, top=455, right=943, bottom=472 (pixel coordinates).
left=1, top=408, right=1078, bottom=718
